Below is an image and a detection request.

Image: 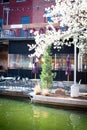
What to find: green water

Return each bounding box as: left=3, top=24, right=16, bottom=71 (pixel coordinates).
left=0, top=97, right=87, bottom=130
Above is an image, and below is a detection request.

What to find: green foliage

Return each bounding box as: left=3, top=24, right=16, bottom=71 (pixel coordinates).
left=40, top=46, right=56, bottom=89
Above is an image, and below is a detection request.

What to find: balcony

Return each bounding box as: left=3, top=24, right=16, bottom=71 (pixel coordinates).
left=0, top=23, right=59, bottom=40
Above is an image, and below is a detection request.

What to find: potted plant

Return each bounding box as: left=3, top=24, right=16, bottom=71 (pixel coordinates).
left=40, top=46, right=56, bottom=96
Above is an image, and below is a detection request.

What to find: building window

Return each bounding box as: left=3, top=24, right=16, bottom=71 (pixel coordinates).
left=2, top=0, right=9, bottom=3
left=16, top=0, right=26, bottom=2
left=8, top=54, right=33, bottom=70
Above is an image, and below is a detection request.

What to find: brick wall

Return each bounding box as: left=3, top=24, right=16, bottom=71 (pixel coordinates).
left=0, top=0, right=55, bottom=25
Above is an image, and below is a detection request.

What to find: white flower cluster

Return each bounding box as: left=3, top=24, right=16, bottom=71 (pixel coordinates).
left=28, top=0, right=87, bottom=57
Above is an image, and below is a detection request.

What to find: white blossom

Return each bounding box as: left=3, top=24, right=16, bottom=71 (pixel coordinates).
left=28, top=0, right=87, bottom=57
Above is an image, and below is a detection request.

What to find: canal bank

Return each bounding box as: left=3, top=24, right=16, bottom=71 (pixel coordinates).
left=0, top=87, right=31, bottom=99
left=30, top=93, right=87, bottom=110
left=0, top=86, right=87, bottom=110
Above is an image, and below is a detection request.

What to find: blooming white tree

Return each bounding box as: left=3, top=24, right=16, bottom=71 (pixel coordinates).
left=28, top=0, right=87, bottom=57
left=27, top=0, right=87, bottom=97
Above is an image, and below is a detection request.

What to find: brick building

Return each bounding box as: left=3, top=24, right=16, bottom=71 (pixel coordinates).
left=0, top=0, right=55, bottom=26
left=0, top=0, right=87, bottom=83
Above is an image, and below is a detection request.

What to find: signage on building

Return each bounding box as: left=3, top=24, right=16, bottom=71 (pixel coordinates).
left=11, top=24, right=23, bottom=29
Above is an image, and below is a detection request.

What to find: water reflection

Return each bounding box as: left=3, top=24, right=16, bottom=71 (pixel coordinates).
left=33, top=106, right=49, bottom=118
left=0, top=98, right=87, bottom=130
left=70, top=113, right=80, bottom=130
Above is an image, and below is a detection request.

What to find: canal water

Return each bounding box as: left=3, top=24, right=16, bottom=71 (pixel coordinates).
left=0, top=97, right=87, bottom=130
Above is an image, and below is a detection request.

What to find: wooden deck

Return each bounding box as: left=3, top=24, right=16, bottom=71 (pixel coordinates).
left=31, top=94, right=87, bottom=110
left=0, top=88, right=30, bottom=99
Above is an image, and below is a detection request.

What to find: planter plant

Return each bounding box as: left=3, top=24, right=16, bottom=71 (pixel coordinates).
left=40, top=46, right=56, bottom=95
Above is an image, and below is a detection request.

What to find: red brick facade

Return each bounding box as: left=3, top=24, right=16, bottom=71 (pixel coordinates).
left=0, top=0, right=55, bottom=25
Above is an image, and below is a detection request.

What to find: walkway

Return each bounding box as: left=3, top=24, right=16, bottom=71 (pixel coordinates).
left=31, top=93, right=87, bottom=110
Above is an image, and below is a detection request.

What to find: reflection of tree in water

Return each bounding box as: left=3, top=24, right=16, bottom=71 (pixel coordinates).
left=32, top=106, right=49, bottom=130
left=70, top=113, right=80, bottom=130
left=32, top=106, right=49, bottom=119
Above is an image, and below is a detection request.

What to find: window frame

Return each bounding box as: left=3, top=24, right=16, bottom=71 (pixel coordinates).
left=16, top=0, right=26, bottom=2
